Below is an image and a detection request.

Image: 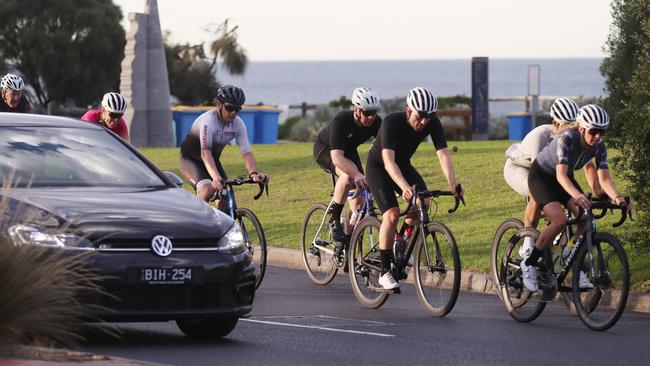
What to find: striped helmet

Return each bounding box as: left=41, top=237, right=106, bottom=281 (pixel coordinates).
left=407, top=87, right=437, bottom=116
left=1, top=73, right=25, bottom=91
left=101, top=92, right=127, bottom=113
left=577, top=104, right=609, bottom=130
left=550, top=98, right=579, bottom=124
left=216, top=85, right=246, bottom=106
left=351, top=87, right=381, bottom=110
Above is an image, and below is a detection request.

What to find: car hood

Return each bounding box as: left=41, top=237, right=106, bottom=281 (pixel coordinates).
left=2, top=187, right=233, bottom=241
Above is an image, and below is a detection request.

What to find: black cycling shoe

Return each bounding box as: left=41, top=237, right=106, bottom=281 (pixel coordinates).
left=330, top=221, right=347, bottom=243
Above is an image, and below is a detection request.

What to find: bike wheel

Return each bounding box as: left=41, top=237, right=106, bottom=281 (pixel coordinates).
left=490, top=218, right=524, bottom=299
left=300, top=203, right=338, bottom=285
left=414, top=222, right=461, bottom=317
left=348, top=216, right=389, bottom=308
left=499, top=227, right=546, bottom=322
left=235, top=208, right=267, bottom=290
left=572, top=232, right=630, bottom=331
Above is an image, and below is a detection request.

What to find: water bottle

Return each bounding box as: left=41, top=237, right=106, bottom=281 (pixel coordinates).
left=393, top=233, right=405, bottom=265
left=347, top=210, right=360, bottom=234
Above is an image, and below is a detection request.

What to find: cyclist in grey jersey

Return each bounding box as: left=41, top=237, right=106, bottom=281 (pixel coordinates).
left=534, top=129, right=608, bottom=175
left=179, top=85, right=269, bottom=203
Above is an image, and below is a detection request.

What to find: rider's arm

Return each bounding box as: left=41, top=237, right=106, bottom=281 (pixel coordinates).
left=556, top=164, right=583, bottom=199
left=436, top=147, right=459, bottom=193
left=596, top=168, right=625, bottom=204
left=200, top=149, right=223, bottom=182
left=583, top=162, right=604, bottom=197
left=381, top=148, right=410, bottom=192
left=331, top=149, right=361, bottom=177
left=242, top=151, right=259, bottom=176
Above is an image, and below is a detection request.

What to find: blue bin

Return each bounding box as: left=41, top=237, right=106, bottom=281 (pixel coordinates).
left=237, top=110, right=256, bottom=143
left=507, top=112, right=533, bottom=140
left=254, top=110, right=280, bottom=144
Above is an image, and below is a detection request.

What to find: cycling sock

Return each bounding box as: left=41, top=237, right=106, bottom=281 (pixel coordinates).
left=525, top=247, right=543, bottom=266
left=331, top=202, right=344, bottom=223
left=380, top=250, right=393, bottom=275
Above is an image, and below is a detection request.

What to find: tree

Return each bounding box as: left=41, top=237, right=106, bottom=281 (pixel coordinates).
left=165, top=19, right=248, bottom=105
left=0, top=0, right=125, bottom=107
left=601, top=0, right=650, bottom=243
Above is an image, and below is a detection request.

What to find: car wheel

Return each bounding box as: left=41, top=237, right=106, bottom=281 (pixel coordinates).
left=176, top=316, right=239, bottom=338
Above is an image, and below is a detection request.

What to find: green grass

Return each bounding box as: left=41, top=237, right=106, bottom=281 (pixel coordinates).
left=141, top=141, right=650, bottom=291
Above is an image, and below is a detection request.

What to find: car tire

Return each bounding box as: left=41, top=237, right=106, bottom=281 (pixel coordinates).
left=176, top=316, right=239, bottom=338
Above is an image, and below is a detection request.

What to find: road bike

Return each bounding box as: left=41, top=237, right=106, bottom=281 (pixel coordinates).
left=348, top=185, right=464, bottom=317
left=216, top=176, right=269, bottom=290
left=496, top=197, right=631, bottom=331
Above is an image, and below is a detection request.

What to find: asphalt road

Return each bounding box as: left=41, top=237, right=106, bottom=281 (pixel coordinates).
left=80, top=266, right=650, bottom=366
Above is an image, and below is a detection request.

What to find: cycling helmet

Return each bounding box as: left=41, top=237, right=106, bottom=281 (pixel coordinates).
left=577, top=104, right=609, bottom=130
left=1, top=73, right=25, bottom=91
left=406, top=87, right=437, bottom=116
left=351, top=87, right=381, bottom=110
left=101, top=92, right=127, bottom=114
left=216, top=85, right=245, bottom=105
left=550, top=97, right=579, bottom=124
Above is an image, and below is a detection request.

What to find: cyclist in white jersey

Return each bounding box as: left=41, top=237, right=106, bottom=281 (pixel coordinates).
left=179, top=85, right=269, bottom=204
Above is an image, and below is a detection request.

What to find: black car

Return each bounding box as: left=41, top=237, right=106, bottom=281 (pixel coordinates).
left=0, top=113, right=256, bottom=338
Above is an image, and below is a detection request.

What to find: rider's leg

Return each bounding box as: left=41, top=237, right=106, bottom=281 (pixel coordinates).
left=196, top=179, right=215, bottom=202
left=526, top=202, right=566, bottom=266
left=524, top=197, right=541, bottom=228
left=566, top=198, right=588, bottom=242
left=378, top=206, right=400, bottom=289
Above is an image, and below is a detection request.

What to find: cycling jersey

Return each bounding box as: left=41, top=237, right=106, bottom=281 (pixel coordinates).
left=535, top=128, right=608, bottom=176
left=81, top=109, right=129, bottom=140
left=0, top=95, right=31, bottom=113
left=180, top=109, right=251, bottom=160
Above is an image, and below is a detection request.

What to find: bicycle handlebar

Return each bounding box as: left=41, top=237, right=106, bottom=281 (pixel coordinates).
left=590, top=196, right=632, bottom=227
left=399, top=184, right=465, bottom=216
left=221, top=176, right=269, bottom=200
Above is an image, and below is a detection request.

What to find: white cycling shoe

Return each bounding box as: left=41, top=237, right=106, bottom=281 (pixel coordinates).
left=520, top=258, right=539, bottom=293
left=518, top=236, right=535, bottom=258
left=379, top=272, right=400, bottom=290
left=578, top=271, right=594, bottom=289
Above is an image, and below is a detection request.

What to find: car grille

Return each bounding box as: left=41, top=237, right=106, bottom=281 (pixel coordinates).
left=94, top=238, right=219, bottom=252
left=99, top=283, right=223, bottom=311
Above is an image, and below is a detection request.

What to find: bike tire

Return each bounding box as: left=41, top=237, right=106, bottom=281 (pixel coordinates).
left=235, top=208, right=267, bottom=290
left=572, top=232, right=629, bottom=331
left=300, top=203, right=338, bottom=285
left=414, top=221, right=461, bottom=317
left=490, top=218, right=524, bottom=299
left=348, top=216, right=389, bottom=309
left=499, top=227, right=547, bottom=323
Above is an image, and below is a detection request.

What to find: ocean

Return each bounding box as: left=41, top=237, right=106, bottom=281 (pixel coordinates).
left=217, top=58, right=606, bottom=116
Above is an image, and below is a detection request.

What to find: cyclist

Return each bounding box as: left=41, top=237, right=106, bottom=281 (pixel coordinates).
left=0, top=73, right=31, bottom=113
left=313, top=87, right=382, bottom=243
left=81, top=92, right=129, bottom=140
left=179, top=85, right=269, bottom=204
left=521, top=104, right=631, bottom=293
left=504, top=98, right=602, bottom=258
left=365, top=87, right=463, bottom=290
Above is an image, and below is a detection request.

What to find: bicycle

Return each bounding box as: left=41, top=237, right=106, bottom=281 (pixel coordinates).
left=301, top=181, right=378, bottom=285
left=216, top=176, right=269, bottom=290
left=348, top=185, right=464, bottom=317
left=497, top=197, right=631, bottom=331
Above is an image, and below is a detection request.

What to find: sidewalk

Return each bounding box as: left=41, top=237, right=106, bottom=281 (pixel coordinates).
left=0, top=346, right=165, bottom=366
left=267, top=246, right=650, bottom=314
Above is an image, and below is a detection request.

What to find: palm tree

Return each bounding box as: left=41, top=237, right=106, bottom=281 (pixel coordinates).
left=207, top=19, right=248, bottom=76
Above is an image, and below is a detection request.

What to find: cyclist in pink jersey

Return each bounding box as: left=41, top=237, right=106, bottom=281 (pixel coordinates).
left=81, top=92, right=129, bottom=140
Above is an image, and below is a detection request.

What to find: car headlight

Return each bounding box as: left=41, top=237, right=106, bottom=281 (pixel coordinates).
left=8, top=224, right=94, bottom=250
left=218, top=223, right=245, bottom=254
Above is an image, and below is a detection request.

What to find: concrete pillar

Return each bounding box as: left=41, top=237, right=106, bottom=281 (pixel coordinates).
left=120, top=0, right=174, bottom=147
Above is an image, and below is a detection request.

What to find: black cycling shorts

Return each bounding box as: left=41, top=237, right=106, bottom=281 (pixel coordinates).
left=313, top=141, right=363, bottom=175
left=366, top=155, right=427, bottom=213
left=179, top=151, right=227, bottom=191
left=528, top=160, right=582, bottom=208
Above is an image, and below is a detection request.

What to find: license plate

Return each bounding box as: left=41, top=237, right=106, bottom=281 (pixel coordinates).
left=139, top=267, right=193, bottom=284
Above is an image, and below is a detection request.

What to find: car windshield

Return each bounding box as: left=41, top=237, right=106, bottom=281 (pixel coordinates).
left=0, top=127, right=166, bottom=188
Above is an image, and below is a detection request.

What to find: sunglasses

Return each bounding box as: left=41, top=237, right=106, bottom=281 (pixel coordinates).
left=587, top=128, right=606, bottom=136
left=360, top=109, right=378, bottom=117
left=416, top=111, right=433, bottom=119
left=223, top=104, right=242, bottom=113
left=108, top=112, right=123, bottom=120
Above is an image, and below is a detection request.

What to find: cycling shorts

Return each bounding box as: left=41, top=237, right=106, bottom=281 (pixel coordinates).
left=313, top=141, right=363, bottom=175
left=503, top=159, right=530, bottom=197
left=179, top=151, right=227, bottom=191
left=528, top=160, right=582, bottom=208
left=366, top=155, right=427, bottom=213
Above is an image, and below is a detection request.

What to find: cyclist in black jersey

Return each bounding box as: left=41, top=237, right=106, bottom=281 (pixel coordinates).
left=313, top=87, right=382, bottom=242
left=179, top=85, right=269, bottom=205
left=521, top=104, right=632, bottom=293
left=0, top=73, right=31, bottom=113
left=365, top=87, right=463, bottom=290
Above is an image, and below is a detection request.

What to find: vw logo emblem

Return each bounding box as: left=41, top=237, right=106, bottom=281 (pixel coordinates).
left=151, top=235, right=173, bottom=257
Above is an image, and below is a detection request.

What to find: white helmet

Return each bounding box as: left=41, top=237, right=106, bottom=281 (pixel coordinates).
left=1, top=73, right=25, bottom=91
left=550, top=98, right=579, bottom=124
left=407, top=87, right=437, bottom=116
left=577, top=104, right=609, bottom=130
left=351, top=87, right=381, bottom=110
left=101, top=92, right=127, bottom=114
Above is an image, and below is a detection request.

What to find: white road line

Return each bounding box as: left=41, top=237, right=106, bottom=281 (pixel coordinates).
left=240, top=318, right=395, bottom=337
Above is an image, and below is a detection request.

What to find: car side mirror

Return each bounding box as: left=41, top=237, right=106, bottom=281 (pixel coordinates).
left=164, top=171, right=184, bottom=188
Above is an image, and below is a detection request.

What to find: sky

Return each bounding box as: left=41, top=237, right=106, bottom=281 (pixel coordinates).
left=113, top=0, right=614, bottom=61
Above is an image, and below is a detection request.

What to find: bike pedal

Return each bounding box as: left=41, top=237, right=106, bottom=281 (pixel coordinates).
left=385, top=288, right=401, bottom=294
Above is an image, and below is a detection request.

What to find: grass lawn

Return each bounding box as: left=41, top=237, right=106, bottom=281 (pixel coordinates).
left=140, top=140, right=650, bottom=291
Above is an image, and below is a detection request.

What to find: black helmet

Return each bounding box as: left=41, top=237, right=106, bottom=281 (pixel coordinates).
left=216, top=85, right=245, bottom=105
